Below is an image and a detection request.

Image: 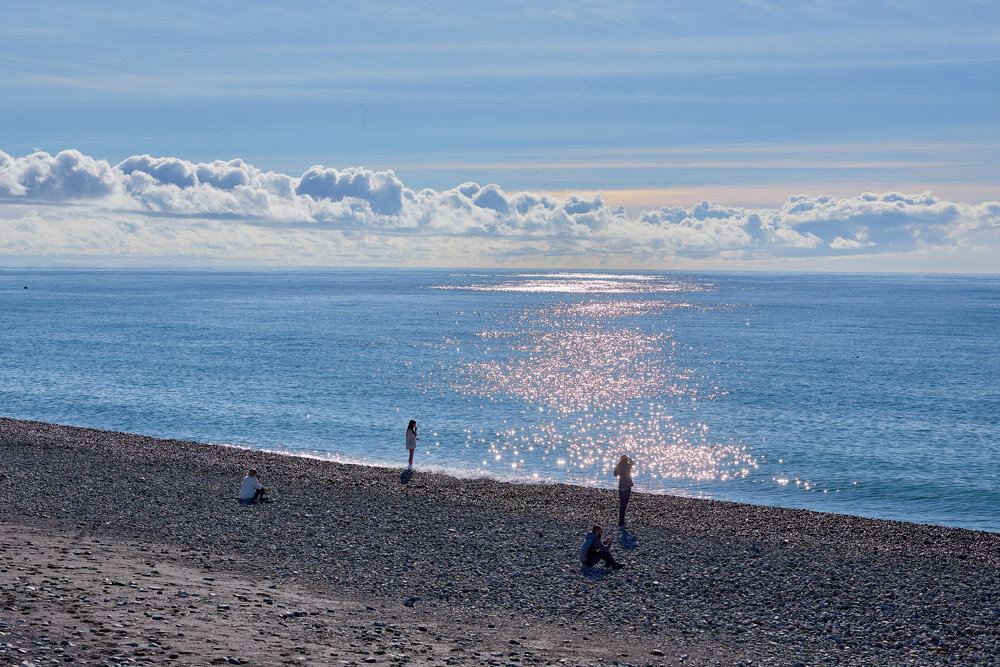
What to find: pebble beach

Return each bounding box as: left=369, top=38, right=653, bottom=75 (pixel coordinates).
left=2, top=417, right=999, bottom=666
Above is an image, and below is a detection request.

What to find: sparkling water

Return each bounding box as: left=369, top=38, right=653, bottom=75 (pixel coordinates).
left=2, top=269, right=997, bottom=532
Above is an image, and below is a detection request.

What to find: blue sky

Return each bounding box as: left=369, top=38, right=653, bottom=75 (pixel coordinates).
left=1, top=1, right=998, bottom=269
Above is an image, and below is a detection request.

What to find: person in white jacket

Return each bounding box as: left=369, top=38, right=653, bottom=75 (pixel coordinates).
left=238, top=469, right=270, bottom=504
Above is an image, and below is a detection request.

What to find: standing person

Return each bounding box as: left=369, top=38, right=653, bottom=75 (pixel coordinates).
left=238, top=468, right=270, bottom=504
left=405, top=419, right=419, bottom=467
left=614, top=454, right=634, bottom=526
left=579, top=525, right=624, bottom=569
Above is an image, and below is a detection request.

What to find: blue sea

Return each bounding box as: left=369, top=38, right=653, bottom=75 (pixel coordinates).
left=2, top=269, right=998, bottom=532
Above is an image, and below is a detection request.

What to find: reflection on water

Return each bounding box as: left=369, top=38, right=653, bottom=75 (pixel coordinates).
left=6, top=269, right=997, bottom=530
left=453, top=301, right=721, bottom=412
left=434, top=274, right=711, bottom=294
left=445, top=287, right=757, bottom=488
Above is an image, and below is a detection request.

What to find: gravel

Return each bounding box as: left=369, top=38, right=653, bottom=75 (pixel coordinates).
left=1, top=417, right=999, bottom=665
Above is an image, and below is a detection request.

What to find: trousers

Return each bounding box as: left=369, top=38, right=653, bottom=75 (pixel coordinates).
left=618, top=487, right=631, bottom=525
left=239, top=488, right=267, bottom=504
left=584, top=543, right=615, bottom=567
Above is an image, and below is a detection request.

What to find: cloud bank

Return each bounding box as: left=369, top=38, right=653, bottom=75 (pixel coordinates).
left=1, top=149, right=998, bottom=269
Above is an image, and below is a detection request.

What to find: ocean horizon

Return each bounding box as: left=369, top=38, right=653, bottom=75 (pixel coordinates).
left=2, top=268, right=998, bottom=532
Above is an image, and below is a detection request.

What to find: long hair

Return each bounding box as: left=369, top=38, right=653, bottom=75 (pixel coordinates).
left=407, top=419, right=417, bottom=433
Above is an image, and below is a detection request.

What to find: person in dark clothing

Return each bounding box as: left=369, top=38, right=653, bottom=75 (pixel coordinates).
left=579, top=525, right=624, bottom=569
left=614, top=454, right=634, bottom=526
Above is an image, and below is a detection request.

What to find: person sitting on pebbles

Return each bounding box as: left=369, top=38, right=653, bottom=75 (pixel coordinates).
left=238, top=468, right=272, bottom=504
left=579, top=525, right=624, bottom=569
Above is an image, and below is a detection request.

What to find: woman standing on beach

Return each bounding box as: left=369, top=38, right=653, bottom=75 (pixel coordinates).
left=614, top=454, right=634, bottom=526
left=405, top=419, right=419, bottom=467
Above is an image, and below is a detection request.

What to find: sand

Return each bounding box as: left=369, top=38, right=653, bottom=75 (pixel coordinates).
left=1, top=417, right=999, bottom=666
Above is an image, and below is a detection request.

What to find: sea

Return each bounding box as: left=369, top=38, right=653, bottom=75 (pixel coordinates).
left=2, top=269, right=998, bottom=533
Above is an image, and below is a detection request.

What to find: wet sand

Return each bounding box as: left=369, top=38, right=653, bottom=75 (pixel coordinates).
left=2, top=417, right=999, bottom=666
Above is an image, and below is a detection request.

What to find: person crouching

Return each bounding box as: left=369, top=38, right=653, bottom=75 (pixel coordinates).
left=238, top=468, right=271, bottom=504
left=579, top=525, right=624, bottom=569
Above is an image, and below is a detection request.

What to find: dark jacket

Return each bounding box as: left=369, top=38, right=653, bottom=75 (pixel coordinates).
left=614, top=459, right=633, bottom=490
left=579, top=531, right=610, bottom=562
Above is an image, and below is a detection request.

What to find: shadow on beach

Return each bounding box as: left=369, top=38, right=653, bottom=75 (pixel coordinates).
left=619, top=526, right=639, bottom=550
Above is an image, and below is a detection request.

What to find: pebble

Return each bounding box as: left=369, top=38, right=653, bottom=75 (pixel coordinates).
left=1, top=416, right=999, bottom=666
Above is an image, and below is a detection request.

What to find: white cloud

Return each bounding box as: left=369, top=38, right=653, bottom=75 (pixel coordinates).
left=0, top=149, right=118, bottom=199
left=295, top=165, right=405, bottom=215
left=1, top=148, right=998, bottom=269
left=830, top=228, right=876, bottom=250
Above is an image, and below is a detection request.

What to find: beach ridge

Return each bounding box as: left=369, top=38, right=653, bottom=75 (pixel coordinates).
left=2, top=417, right=999, bottom=665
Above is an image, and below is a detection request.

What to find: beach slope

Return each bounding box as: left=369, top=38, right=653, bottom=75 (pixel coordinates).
left=2, top=418, right=998, bottom=665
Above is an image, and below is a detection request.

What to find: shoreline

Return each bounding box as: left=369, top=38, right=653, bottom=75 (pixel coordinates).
left=174, top=428, right=1000, bottom=537
left=3, top=417, right=1000, bottom=665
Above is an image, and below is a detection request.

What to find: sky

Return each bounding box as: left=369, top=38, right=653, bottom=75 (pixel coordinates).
left=1, top=0, right=998, bottom=271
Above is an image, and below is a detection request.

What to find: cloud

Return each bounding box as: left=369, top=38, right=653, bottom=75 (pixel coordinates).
left=1, top=148, right=998, bottom=268
left=0, top=149, right=118, bottom=200
left=119, top=155, right=199, bottom=188
left=295, top=165, right=405, bottom=215
left=830, top=228, right=875, bottom=250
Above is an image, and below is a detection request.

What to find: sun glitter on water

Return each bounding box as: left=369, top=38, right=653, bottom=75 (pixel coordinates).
left=441, top=279, right=757, bottom=489
left=433, top=274, right=711, bottom=294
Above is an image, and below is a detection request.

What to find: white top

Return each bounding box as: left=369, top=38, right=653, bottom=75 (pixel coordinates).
left=239, top=475, right=263, bottom=500
left=405, top=429, right=417, bottom=450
